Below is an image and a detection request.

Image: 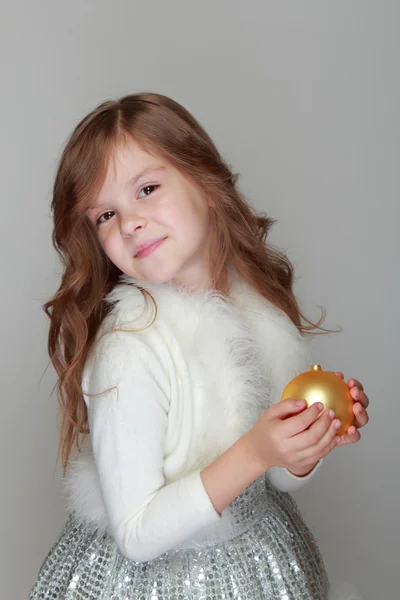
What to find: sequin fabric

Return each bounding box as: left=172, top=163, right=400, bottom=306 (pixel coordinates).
left=29, top=474, right=329, bottom=599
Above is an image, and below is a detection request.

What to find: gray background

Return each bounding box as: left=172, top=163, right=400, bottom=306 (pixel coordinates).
left=1, top=2, right=398, bottom=598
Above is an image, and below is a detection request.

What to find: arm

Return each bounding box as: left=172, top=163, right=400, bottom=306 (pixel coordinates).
left=85, top=331, right=320, bottom=563
left=84, top=333, right=222, bottom=563
left=265, top=460, right=323, bottom=492
left=200, top=434, right=323, bottom=510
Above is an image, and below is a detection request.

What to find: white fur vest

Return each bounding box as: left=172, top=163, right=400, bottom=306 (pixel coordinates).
left=64, top=272, right=314, bottom=534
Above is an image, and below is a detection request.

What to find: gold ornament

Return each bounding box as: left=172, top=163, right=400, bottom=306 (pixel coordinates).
left=280, top=365, right=354, bottom=436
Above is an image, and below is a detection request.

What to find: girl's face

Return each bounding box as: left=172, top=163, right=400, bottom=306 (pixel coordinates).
left=86, top=139, right=213, bottom=290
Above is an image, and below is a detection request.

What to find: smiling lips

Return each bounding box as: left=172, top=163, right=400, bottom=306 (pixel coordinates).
left=134, top=237, right=167, bottom=259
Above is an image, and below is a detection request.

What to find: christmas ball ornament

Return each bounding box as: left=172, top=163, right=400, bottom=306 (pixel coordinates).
left=280, top=365, right=354, bottom=436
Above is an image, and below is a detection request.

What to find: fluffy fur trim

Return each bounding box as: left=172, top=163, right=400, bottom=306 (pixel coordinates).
left=64, top=273, right=313, bottom=532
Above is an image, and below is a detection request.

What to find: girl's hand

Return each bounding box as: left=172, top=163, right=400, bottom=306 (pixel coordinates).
left=333, top=373, right=370, bottom=447
left=246, top=398, right=341, bottom=475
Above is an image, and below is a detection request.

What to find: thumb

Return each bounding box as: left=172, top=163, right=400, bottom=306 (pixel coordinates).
left=269, top=398, right=307, bottom=420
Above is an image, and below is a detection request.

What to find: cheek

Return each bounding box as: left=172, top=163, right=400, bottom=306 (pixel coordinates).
left=169, top=199, right=210, bottom=238
left=156, top=198, right=178, bottom=223
left=101, top=228, right=121, bottom=260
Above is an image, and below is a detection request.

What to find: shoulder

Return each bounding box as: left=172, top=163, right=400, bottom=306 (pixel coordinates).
left=83, top=278, right=209, bottom=390
left=82, top=289, right=171, bottom=399
left=103, top=275, right=233, bottom=342
left=229, top=276, right=303, bottom=337
left=103, top=278, right=154, bottom=331
left=82, top=331, right=167, bottom=395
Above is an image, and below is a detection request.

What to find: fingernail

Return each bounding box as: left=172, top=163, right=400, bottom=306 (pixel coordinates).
left=334, top=420, right=341, bottom=429
left=316, top=402, right=324, bottom=411
left=329, top=409, right=335, bottom=419
left=296, top=400, right=305, bottom=407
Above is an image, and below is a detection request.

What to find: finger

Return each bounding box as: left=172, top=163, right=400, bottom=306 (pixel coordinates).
left=282, top=402, right=325, bottom=437
left=347, top=378, right=364, bottom=392
left=362, top=392, right=370, bottom=408
left=352, top=404, right=369, bottom=428
left=269, top=398, right=309, bottom=419
left=351, top=389, right=369, bottom=409
left=296, top=416, right=341, bottom=461
left=335, top=428, right=361, bottom=447
left=293, top=409, right=341, bottom=452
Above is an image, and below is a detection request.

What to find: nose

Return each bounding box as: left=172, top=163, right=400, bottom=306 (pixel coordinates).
left=119, top=211, right=147, bottom=238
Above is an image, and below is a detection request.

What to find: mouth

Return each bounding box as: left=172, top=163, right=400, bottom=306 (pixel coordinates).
left=134, top=237, right=167, bottom=259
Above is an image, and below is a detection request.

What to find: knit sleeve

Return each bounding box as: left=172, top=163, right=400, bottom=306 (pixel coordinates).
left=82, top=331, right=222, bottom=563
left=266, top=460, right=323, bottom=492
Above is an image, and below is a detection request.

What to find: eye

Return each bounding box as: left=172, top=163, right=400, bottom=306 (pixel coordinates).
left=96, top=210, right=114, bottom=225
left=138, top=184, right=159, bottom=198
left=94, top=184, right=159, bottom=225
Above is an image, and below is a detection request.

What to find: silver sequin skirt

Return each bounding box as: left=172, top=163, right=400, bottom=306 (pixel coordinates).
left=29, top=474, right=330, bottom=599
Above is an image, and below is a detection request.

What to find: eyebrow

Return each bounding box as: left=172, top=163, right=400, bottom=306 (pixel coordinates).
left=87, top=165, right=168, bottom=211
left=130, top=164, right=168, bottom=186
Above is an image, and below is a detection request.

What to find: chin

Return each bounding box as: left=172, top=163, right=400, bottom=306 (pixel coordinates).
left=133, top=267, right=180, bottom=286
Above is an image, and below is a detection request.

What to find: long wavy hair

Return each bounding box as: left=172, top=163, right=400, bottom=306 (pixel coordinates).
left=43, top=92, right=335, bottom=473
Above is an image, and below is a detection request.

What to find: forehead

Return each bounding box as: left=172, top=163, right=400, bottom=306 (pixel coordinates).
left=106, top=139, right=167, bottom=185
left=90, top=140, right=169, bottom=208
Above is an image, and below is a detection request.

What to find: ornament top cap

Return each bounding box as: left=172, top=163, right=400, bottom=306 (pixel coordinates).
left=311, top=364, right=322, bottom=371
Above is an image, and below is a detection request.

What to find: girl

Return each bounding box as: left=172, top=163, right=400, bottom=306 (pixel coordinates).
left=30, top=92, right=369, bottom=599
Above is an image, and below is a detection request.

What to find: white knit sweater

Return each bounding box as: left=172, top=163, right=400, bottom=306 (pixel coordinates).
left=64, top=272, right=323, bottom=563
